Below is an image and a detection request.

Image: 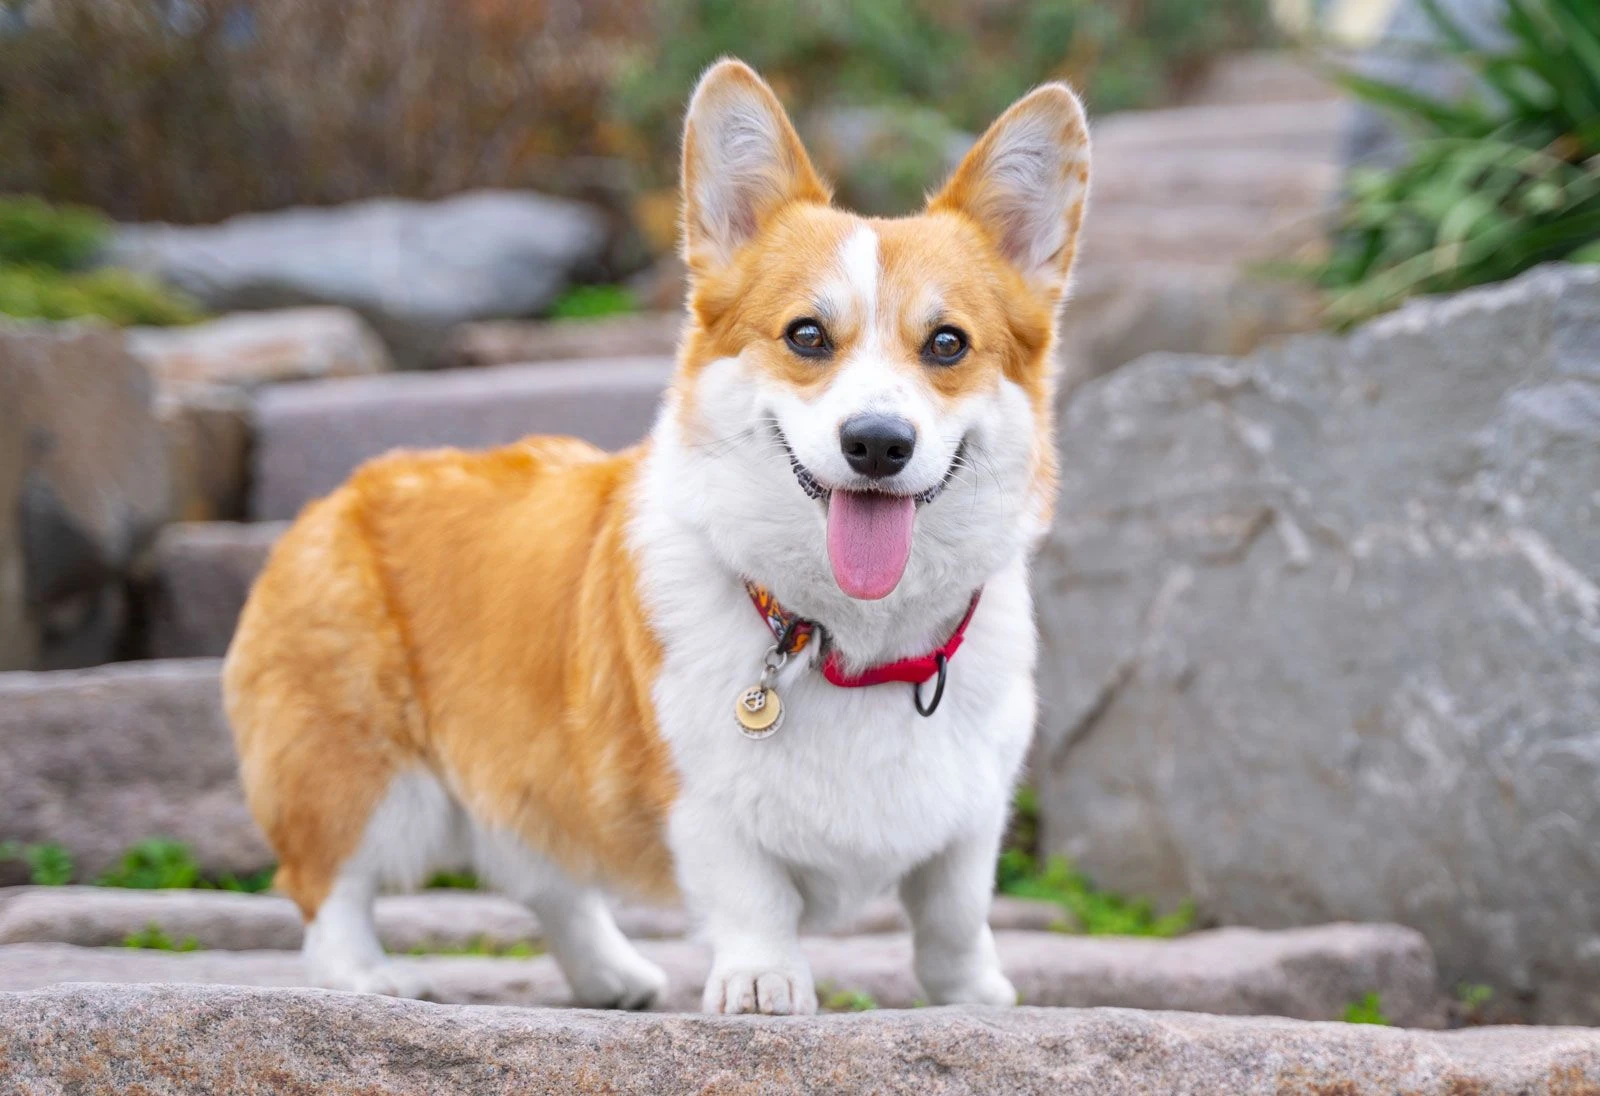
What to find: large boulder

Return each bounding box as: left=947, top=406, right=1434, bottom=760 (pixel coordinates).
left=1033, top=264, right=1600, bottom=1024
left=106, top=191, right=610, bottom=367
left=250, top=357, right=670, bottom=520
left=0, top=659, right=269, bottom=884
left=3, top=984, right=1597, bottom=1094
left=0, top=321, right=171, bottom=669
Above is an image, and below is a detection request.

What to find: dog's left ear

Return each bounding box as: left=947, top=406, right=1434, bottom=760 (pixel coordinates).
left=680, top=59, right=830, bottom=272
left=928, top=84, right=1091, bottom=302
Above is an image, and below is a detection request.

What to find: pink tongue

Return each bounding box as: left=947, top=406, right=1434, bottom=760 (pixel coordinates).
left=827, top=491, right=916, bottom=600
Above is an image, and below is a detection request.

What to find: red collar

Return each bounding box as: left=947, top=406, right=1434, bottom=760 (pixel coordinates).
left=744, top=581, right=981, bottom=691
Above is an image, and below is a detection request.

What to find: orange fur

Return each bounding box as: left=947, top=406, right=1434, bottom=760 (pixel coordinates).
left=225, top=439, right=678, bottom=918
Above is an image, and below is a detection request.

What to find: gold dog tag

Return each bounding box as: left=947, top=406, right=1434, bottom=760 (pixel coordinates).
left=735, top=683, right=784, bottom=738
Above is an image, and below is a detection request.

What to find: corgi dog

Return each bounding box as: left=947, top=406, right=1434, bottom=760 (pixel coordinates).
left=223, top=59, right=1089, bottom=1015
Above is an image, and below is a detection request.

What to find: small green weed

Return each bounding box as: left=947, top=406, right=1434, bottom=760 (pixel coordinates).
left=0, top=840, right=75, bottom=885
left=998, top=850, right=1194, bottom=938
left=424, top=870, right=481, bottom=890
left=0, top=265, right=201, bottom=326
left=95, top=838, right=272, bottom=892
left=817, top=982, right=878, bottom=1012
left=1457, top=983, right=1494, bottom=1010
left=546, top=283, right=636, bottom=321
left=1342, top=991, right=1391, bottom=1025
left=122, top=922, right=202, bottom=952
left=402, top=936, right=543, bottom=958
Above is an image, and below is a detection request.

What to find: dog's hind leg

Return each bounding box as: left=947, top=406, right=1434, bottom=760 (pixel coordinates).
left=476, top=831, right=668, bottom=1009
left=298, top=769, right=464, bottom=998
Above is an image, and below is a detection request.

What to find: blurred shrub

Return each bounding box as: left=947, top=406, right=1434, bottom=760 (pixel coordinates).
left=0, top=0, right=635, bottom=224
left=0, top=195, right=106, bottom=267
left=0, top=840, right=75, bottom=885
left=612, top=0, right=1275, bottom=193
left=0, top=0, right=1271, bottom=231
left=1314, top=0, right=1600, bottom=327
left=547, top=283, right=637, bottom=321
left=0, top=196, right=199, bottom=324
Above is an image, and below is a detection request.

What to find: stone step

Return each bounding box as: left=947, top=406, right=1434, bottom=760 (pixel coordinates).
left=251, top=356, right=672, bottom=520
left=443, top=312, right=684, bottom=370
left=1091, top=99, right=1346, bottom=159
left=8, top=985, right=1587, bottom=1096
left=0, top=887, right=1061, bottom=952
left=141, top=521, right=287, bottom=658
left=0, top=659, right=268, bottom=886
left=0, top=922, right=1442, bottom=1023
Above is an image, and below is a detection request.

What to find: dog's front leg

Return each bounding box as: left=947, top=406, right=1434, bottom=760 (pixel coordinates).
left=671, top=800, right=815, bottom=1015
left=899, top=814, right=1019, bottom=1007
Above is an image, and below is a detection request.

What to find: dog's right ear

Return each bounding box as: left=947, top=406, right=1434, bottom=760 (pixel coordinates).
left=680, top=59, right=829, bottom=272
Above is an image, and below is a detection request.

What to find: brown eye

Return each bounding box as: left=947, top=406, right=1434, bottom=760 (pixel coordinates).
left=784, top=318, right=830, bottom=358
left=924, top=326, right=968, bottom=365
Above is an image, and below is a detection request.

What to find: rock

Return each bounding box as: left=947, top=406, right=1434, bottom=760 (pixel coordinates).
left=0, top=320, right=171, bottom=669
left=1179, top=51, right=1340, bottom=108
left=0, top=659, right=269, bottom=884
left=251, top=357, right=671, bottom=520
left=155, top=386, right=253, bottom=523
left=443, top=311, right=683, bottom=369
left=0, top=922, right=1442, bottom=1022
left=140, top=522, right=286, bottom=659
left=0, top=369, right=32, bottom=670
left=5, top=984, right=1587, bottom=1094
left=127, top=307, right=391, bottom=392
left=0, top=886, right=1064, bottom=954
left=106, top=191, right=611, bottom=367
left=1033, top=264, right=1600, bottom=1024
left=1059, top=264, right=1323, bottom=392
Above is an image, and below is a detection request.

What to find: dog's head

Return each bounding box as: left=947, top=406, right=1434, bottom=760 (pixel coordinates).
left=665, top=59, right=1089, bottom=608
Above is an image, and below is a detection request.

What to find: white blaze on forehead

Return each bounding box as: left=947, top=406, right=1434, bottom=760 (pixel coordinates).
left=836, top=225, right=879, bottom=328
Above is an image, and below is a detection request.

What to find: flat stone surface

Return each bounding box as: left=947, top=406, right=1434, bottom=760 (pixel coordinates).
left=141, top=522, right=287, bottom=658
left=1034, top=264, right=1600, bottom=1025
left=0, top=659, right=268, bottom=885
left=0, top=922, right=1444, bottom=1024
left=5, top=984, right=1589, bottom=1094
left=0, top=886, right=1061, bottom=952
left=128, top=307, right=391, bottom=392
left=251, top=357, right=671, bottom=519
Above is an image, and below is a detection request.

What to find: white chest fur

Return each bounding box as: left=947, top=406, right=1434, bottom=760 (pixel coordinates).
left=631, top=428, right=1039, bottom=928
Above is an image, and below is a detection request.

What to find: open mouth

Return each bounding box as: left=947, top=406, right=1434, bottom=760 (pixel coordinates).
left=774, top=427, right=965, bottom=600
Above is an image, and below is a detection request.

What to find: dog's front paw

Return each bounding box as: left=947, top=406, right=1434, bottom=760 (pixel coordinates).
left=568, top=948, right=670, bottom=1011
left=926, top=967, right=1018, bottom=1007
left=703, top=964, right=817, bottom=1015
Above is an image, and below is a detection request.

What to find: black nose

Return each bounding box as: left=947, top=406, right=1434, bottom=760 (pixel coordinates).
left=839, top=413, right=916, bottom=479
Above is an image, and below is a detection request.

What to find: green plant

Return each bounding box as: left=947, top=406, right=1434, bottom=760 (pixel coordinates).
left=999, top=852, right=1195, bottom=937
left=95, top=837, right=272, bottom=892
left=0, top=840, right=75, bottom=886
left=1314, top=0, right=1600, bottom=326
left=1342, top=991, right=1391, bottom=1025
left=402, top=936, right=543, bottom=958
left=0, top=196, right=107, bottom=269
left=1457, top=982, right=1495, bottom=1010
left=547, top=284, right=637, bottom=321
left=122, top=922, right=203, bottom=952
left=817, top=982, right=878, bottom=1012
left=97, top=838, right=204, bottom=889
left=425, top=870, right=481, bottom=890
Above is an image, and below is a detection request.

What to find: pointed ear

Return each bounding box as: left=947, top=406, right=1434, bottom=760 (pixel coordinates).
left=680, top=59, right=829, bottom=271
left=928, top=83, right=1091, bottom=300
